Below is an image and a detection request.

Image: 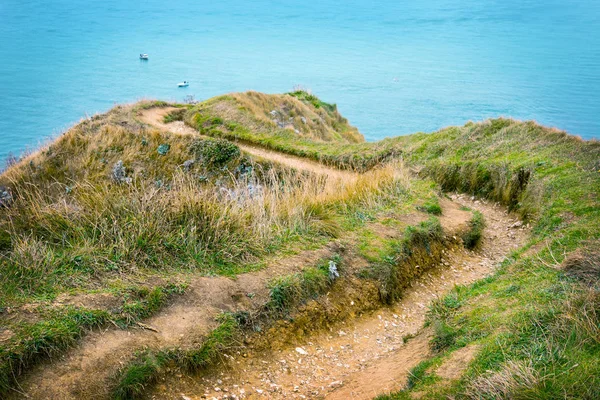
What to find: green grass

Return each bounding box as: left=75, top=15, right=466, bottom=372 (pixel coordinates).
left=287, top=90, right=338, bottom=113
left=0, top=307, right=110, bottom=395
left=417, top=196, right=443, bottom=215
left=462, top=210, right=485, bottom=250
left=2, top=94, right=599, bottom=399
left=0, top=282, right=184, bottom=397
left=162, top=107, right=186, bottom=123
left=266, top=255, right=341, bottom=314
left=111, top=256, right=342, bottom=399
left=183, top=93, right=405, bottom=171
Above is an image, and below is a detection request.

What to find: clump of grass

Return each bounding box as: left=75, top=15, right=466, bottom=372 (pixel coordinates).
left=417, top=196, right=442, bottom=215
left=562, top=240, right=600, bottom=285
left=190, top=138, right=241, bottom=167
left=267, top=255, right=341, bottom=314
left=430, top=320, right=459, bottom=352
left=464, top=360, right=540, bottom=399
left=112, top=350, right=169, bottom=400
left=426, top=293, right=463, bottom=353
left=177, top=313, right=241, bottom=371
left=117, top=284, right=185, bottom=326
left=162, top=108, right=186, bottom=123
left=406, top=359, right=438, bottom=390
left=362, top=217, right=445, bottom=303
left=287, top=90, right=337, bottom=113
left=462, top=210, right=485, bottom=249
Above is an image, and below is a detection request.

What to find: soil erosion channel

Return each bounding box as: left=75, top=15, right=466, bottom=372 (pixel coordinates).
left=152, top=195, right=529, bottom=400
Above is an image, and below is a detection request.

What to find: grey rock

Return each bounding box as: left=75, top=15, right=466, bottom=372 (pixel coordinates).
left=328, top=260, right=340, bottom=280
left=0, top=186, right=13, bottom=207
left=182, top=159, right=195, bottom=171
left=111, top=160, right=132, bottom=184
left=157, top=143, right=170, bottom=155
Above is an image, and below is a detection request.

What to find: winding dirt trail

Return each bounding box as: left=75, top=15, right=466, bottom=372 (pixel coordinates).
left=13, top=109, right=529, bottom=400
left=138, top=107, right=357, bottom=182
left=152, top=195, right=529, bottom=400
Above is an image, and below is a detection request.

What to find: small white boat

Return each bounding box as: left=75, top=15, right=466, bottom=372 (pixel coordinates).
left=139, top=53, right=149, bottom=60
left=178, top=81, right=189, bottom=87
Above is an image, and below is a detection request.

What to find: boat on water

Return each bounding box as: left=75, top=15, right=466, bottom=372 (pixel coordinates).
left=178, top=81, right=189, bottom=87
left=139, top=53, right=149, bottom=60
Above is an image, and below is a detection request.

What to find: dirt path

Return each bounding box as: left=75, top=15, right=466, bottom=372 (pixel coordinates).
left=151, top=195, right=529, bottom=400
left=138, top=107, right=357, bottom=182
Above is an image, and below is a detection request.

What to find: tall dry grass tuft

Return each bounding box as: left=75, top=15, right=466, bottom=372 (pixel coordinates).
left=465, top=360, right=540, bottom=399
left=555, top=286, right=600, bottom=347
left=562, top=240, right=600, bottom=285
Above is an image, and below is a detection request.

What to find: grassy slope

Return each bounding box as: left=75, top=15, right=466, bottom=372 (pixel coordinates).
left=378, top=120, right=600, bottom=399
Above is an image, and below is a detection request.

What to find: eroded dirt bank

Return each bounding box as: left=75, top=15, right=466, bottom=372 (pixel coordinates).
left=151, top=195, right=529, bottom=400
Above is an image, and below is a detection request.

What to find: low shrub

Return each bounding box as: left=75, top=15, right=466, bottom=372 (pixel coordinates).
left=462, top=211, right=485, bottom=250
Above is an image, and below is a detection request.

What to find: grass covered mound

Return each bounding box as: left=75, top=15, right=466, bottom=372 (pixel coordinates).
left=188, top=90, right=363, bottom=144
left=378, top=119, right=600, bottom=399
left=183, top=91, right=408, bottom=171
left=0, top=100, right=415, bottom=305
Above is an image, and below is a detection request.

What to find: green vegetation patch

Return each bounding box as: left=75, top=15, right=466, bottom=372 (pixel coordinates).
left=190, top=138, right=241, bottom=167
left=381, top=118, right=600, bottom=399
left=417, top=196, right=443, bottom=215
left=0, top=283, right=184, bottom=397
left=0, top=307, right=110, bottom=395
left=461, top=210, right=485, bottom=250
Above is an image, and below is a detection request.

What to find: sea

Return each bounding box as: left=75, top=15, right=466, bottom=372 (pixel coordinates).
left=1, top=0, right=599, bottom=163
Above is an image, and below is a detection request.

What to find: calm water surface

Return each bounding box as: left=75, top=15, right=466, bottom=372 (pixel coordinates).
left=1, top=0, right=599, bottom=162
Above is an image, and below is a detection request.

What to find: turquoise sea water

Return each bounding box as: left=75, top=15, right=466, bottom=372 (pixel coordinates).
left=1, top=0, right=599, bottom=163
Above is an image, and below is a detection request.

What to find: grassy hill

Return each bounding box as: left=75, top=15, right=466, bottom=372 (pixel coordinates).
left=0, top=92, right=598, bottom=399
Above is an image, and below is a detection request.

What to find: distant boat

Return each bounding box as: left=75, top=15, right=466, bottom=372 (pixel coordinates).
left=139, top=53, right=149, bottom=60
left=178, top=81, right=189, bottom=87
